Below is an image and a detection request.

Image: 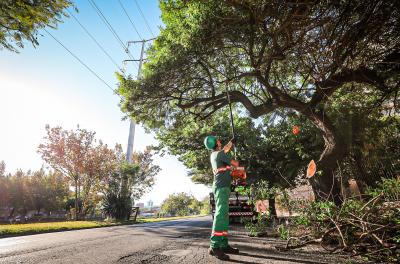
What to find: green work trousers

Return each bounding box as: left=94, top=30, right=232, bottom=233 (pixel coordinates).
left=210, top=186, right=230, bottom=249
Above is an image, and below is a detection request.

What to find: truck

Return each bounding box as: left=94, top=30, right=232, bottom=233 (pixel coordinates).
left=209, top=183, right=257, bottom=223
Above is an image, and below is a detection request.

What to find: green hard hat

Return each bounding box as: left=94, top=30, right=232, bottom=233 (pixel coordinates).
left=204, top=136, right=217, bottom=150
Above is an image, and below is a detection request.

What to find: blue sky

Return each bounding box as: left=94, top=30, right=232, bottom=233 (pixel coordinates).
left=0, top=0, right=210, bottom=205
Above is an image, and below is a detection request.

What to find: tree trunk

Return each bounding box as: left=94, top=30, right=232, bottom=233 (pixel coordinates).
left=8, top=207, right=15, bottom=220
left=74, top=179, right=78, bottom=221
left=78, top=182, right=81, bottom=214
left=268, top=197, right=277, bottom=217
left=303, top=109, right=346, bottom=205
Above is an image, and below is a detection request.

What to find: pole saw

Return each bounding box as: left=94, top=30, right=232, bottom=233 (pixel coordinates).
left=225, top=82, right=247, bottom=183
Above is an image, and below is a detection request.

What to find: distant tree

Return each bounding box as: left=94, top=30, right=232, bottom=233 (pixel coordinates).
left=38, top=125, right=95, bottom=220
left=101, top=145, right=159, bottom=220
left=0, top=160, right=5, bottom=176
left=29, top=169, right=46, bottom=214
left=81, top=141, right=116, bottom=215
left=8, top=170, right=32, bottom=218
left=30, top=169, right=69, bottom=214
left=161, top=193, right=199, bottom=216
left=0, top=161, right=10, bottom=211
left=0, top=0, right=73, bottom=52
left=131, top=147, right=161, bottom=201
left=0, top=163, right=69, bottom=220
left=188, top=198, right=202, bottom=215
left=200, top=197, right=211, bottom=215
left=101, top=161, right=139, bottom=221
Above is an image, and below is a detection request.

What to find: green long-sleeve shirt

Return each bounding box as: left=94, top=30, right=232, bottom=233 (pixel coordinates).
left=210, top=150, right=232, bottom=188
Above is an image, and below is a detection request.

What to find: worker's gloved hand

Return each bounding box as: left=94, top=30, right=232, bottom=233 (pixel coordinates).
left=230, top=137, right=236, bottom=144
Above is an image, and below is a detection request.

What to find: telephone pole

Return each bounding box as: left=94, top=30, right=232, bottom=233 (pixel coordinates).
left=124, top=38, right=155, bottom=163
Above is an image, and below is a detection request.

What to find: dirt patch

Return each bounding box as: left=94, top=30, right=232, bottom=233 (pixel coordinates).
left=118, top=251, right=171, bottom=264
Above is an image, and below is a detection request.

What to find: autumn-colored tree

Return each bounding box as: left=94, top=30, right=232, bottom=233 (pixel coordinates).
left=81, top=141, right=116, bottom=215
left=37, top=125, right=160, bottom=220
left=38, top=125, right=95, bottom=220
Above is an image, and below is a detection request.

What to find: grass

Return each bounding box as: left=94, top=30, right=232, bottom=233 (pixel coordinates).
left=0, top=214, right=208, bottom=238
left=137, top=214, right=208, bottom=223
left=0, top=221, right=117, bottom=237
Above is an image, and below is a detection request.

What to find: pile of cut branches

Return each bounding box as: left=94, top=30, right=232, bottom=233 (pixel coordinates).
left=285, top=178, right=400, bottom=263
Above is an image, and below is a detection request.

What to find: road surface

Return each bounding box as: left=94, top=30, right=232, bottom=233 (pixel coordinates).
left=0, top=216, right=346, bottom=264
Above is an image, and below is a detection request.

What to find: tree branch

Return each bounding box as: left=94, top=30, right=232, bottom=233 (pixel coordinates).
left=309, top=67, right=389, bottom=108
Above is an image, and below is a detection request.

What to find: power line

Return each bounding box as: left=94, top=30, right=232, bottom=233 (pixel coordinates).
left=87, top=0, right=137, bottom=66
left=44, top=28, right=116, bottom=93
left=133, top=0, right=155, bottom=38
left=87, top=0, right=126, bottom=51
left=117, top=0, right=143, bottom=40
left=67, top=9, right=122, bottom=71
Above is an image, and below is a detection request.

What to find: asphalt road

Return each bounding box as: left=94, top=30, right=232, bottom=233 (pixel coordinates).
left=0, top=216, right=347, bottom=264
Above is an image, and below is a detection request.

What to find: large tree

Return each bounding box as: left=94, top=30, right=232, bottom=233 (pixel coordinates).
left=38, top=125, right=95, bottom=220
left=0, top=0, right=72, bottom=52
left=118, top=0, right=399, bottom=202
left=155, top=109, right=323, bottom=186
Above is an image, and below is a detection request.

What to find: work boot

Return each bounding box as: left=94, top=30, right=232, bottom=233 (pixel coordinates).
left=208, top=247, right=230, bottom=261
left=222, top=245, right=240, bottom=254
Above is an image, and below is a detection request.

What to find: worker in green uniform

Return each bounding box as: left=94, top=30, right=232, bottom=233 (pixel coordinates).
left=204, top=135, right=240, bottom=261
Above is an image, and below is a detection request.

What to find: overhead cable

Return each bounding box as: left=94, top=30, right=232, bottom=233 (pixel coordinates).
left=87, top=0, right=138, bottom=67
left=67, top=9, right=122, bottom=71
left=133, top=0, right=155, bottom=38
left=118, top=0, right=143, bottom=40
left=44, top=28, right=116, bottom=94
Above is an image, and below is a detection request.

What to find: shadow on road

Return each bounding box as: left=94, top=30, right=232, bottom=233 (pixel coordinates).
left=125, top=217, right=339, bottom=264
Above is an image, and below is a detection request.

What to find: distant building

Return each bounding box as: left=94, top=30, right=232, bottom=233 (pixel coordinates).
left=147, top=200, right=154, bottom=209
left=135, top=203, right=144, bottom=208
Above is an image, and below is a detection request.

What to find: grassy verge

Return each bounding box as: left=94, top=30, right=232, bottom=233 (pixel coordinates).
left=0, top=221, right=117, bottom=238
left=0, top=214, right=208, bottom=238
left=137, top=214, right=208, bottom=223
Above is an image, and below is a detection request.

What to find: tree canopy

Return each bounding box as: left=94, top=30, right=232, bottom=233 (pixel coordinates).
left=161, top=192, right=201, bottom=216
left=38, top=125, right=97, bottom=219
left=118, top=0, right=399, bottom=201
left=0, top=0, right=72, bottom=52
left=155, top=109, right=323, bottom=187
left=0, top=165, right=69, bottom=219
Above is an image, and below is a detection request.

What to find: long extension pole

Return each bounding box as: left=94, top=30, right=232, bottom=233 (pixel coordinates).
left=225, top=83, right=237, bottom=159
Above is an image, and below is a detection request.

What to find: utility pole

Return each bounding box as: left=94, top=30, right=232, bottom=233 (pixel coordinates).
left=124, top=38, right=155, bottom=163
